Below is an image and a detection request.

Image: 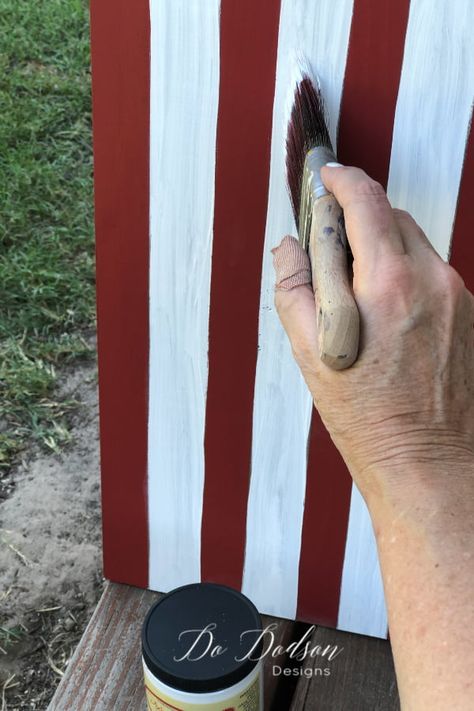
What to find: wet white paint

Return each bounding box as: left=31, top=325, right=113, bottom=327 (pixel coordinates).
left=387, top=0, right=474, bottom=259
left=147, top=0, right=220, bottom=591
left=243, top=0, right=354, bottom=619
left=144, top=0, right=473, bottom=638
left=338, top=0, right=474, bottom=638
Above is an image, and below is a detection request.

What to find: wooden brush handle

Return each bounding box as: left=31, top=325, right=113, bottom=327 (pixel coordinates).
left=309, top=194, right=360, bottom=370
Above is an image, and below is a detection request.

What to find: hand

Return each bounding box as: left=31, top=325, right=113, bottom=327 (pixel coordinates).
left=273, top=165, right=474, bottom=503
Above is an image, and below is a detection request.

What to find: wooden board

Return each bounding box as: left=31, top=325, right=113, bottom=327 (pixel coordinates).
left=92, top=0, right=474, bottom=637
left=48, top=582, right=400, bottom=709
left=290, top=626, right=399, bottom=710
left=48, top=583, right=157, bottom=710
left=48, top=582, right=298, bottom=710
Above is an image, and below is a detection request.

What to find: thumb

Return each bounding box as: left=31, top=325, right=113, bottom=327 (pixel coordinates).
left=272, top=236, right=320, bottom=373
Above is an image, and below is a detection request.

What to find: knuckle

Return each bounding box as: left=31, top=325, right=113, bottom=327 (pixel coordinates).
left=366, top=256, right=415, bottom=302
left=392, top=208, right=411, bottom=222
left=351, top=176, right=387, bottom=202
left=393, top=208, right=425, bottom=239
left=438, top=264, right=465, bottom=296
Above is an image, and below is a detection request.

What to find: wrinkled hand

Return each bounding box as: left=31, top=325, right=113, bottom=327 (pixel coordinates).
left=273, top=165, right=474, bottom=502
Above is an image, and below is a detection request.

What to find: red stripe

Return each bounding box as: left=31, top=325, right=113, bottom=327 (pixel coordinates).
left=201, top=0, right=281, bottom=587
left=337, top=0, right=411, bottom=188
left=297, top=420, right=353, bottom=626
left=450, top=122, right=474, bottom=292
left=90, top=0, right=150, bottom=587
left=297, top=0, right=410, bottom=624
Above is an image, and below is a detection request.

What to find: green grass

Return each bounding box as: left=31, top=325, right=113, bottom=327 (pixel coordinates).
left=0, top=624, right=25, bottom=648
left=0, top=0, right=95, bottom=466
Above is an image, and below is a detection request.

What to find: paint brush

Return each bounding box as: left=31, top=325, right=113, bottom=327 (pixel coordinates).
left=286, top=73, right=360, bottom=370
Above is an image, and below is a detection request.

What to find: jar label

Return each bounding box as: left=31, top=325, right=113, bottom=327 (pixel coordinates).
left=145, top=671, right=261, bottom=711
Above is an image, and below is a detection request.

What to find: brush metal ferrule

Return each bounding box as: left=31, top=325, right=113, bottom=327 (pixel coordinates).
left=298, top=146, right=337, bottom=252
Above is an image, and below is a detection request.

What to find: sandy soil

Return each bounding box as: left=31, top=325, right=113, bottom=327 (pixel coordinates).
left=0, top=350, right=104, bottom=709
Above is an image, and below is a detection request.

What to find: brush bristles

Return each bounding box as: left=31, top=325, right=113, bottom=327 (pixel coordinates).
left=286, top=75, right=333, bottom=230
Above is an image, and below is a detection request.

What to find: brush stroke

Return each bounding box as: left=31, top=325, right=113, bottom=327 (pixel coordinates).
left=387, top=0, right=474, bottom=260
left=243, top=0, right=354, bottom=619
left=147, top=0, right=220, bottom=591
left=299, top=0, right=410, bottom=632
left=98, top=0, right=474, bottom=640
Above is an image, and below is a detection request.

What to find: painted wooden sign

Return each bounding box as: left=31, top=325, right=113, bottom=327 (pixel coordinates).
left=91, top=0, right=474, bottom=638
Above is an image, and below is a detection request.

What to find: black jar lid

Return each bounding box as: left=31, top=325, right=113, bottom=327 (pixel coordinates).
left=142, top=583, right=263, bottom=693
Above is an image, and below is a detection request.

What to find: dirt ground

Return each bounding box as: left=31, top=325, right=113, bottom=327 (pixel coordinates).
left=0, top=340, right=104, bottom=710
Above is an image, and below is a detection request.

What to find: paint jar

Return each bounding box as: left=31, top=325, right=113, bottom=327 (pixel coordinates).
left=142, top=582, right=264, bottom=710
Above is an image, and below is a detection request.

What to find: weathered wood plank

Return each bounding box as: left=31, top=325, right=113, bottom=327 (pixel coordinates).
left=48, top=582, right=298, bottom=710
left=290, top=625, right=399, bottom=710
left=260, top=616, right=303, bottom=710
left=48, top=582, right=158, bottom=710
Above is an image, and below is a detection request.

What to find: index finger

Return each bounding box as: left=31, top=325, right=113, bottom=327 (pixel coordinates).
left=320, top=165, right=405, bottom=269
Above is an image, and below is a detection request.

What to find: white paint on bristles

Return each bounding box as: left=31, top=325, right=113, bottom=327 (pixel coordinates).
left=147, top=0, right=220, bottom=591
left=387, top=0, right=474, bottom=259
left=242, top=0, right=355, bottom=620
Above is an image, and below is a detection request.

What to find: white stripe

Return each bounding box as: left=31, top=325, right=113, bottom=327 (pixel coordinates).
left=243, top=0, right=354, bottom=619
left=337, top=487, right=387, bottom=637
left=338, top=0, right=474, bottom=638
left=148, top=0, right=220, bottom=590
left=387, top=0, right=474, bottom=259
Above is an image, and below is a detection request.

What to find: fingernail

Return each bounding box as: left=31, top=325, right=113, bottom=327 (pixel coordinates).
left=325, top=161, right=344, bottom=168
